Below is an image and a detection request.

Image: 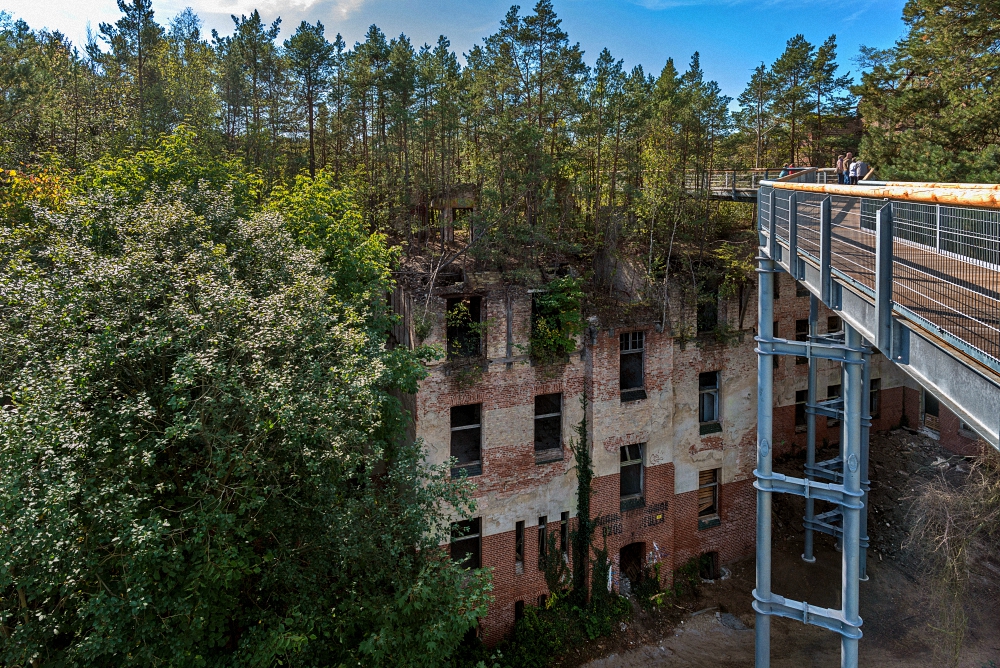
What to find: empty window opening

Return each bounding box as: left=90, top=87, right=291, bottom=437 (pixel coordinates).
left=515, top=521, right=525, bottom=573
left=924, top=392, right=940, bottom=432
left=698, top=294, right=719, bottom=333
left=699, top=372, right=721, bottom=433
left=796, top=281, right=810, bottom=297
left=698, top=551, right=720, bottom=580
left=795, top=389, right=807, bottom=432
left=620, top=444, right=645, bottom=510
left=773, top=321, right=780, bottom=369
left=620, top=332, right=646, bottom=402
left=537, top=594, right=548, bottom=608
left=451, top=518, right=481, bottom=569
left=828, top=316, right=842, bottom=333
left=698, top=469, right=720, bottom=519
left=534, top=393, right=562, bottom=454
left=446, top=296, right=482, bottom=358
left=537, top=516, right=547, bottom=571
left=795, top=319, right=809, bottom=365
left=451, top=404, right=482, bottom=477
left=870, top=378, right=881, bottom=418
left=514, top=600, right=525, bottom=622
left=619, top=542, right=646, bottom=587
left=773, top=276, right=781, bottom=300
left=827, top=384, right=842, bottom=428
left=560, top=511, right=569, bottom=555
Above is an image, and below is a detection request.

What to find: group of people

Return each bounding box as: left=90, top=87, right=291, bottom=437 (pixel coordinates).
left=837, top=152, right=869, bottom=185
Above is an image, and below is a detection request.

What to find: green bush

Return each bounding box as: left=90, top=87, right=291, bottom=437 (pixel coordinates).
left=528, top=277, right=583, bottom=365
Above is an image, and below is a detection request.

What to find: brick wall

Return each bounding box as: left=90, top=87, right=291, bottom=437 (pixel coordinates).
left=404, top=269, right=918, bottom=645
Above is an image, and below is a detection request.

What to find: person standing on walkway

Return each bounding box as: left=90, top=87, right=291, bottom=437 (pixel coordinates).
left=836, top=154, right=846, bottom=184
left=856, top=158, right=870, bottom=182
left=849, top=157, right=860, bottom=185
left=779, top=163, right=789, bottom=178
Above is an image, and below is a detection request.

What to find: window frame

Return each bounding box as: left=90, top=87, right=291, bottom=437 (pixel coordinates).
left=698, top=371, right=721, bottom=434
left=619, top=331, right=647, bottom=402
left=795, top=389, right=808, bottom=432
left=450, top=403, right=482, bottom=478
left=795, top=319, right=809, bottom=365
left=698, top=468, right=721, bottom=530
left=534, top=393, right=563, bottom=461
left=537, top=516, right=547, bottom=571
left=619, top=443, right=645, bottom=510
left=451, top=517, right=482, bottom=569
left=445, top=296, right=483, bottom=359
left=515, top=520, right=525, bottom=573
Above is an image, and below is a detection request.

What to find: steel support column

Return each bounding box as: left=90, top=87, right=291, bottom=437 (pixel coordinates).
left=755, top=255, right=776, bottom=668
left=803, top=294, right=819, bottom=563
left=840, top=323, right=864, bottom=667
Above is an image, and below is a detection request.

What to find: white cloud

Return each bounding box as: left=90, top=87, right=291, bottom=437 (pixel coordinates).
left=183, top=0, right=369, bottom=17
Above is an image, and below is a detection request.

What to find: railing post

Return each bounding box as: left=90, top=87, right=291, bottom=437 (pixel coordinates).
left=875, top=203, right=894, bottom=355
left=768, top=190, right=777, bottom=260
left=935, top=203, right=941, bottom=252
left=788, top=192, right=798, bottom=278
left=820, top=197, right=832, bottom=306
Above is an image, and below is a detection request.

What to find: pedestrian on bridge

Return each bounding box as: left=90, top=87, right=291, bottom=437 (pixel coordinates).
left=836, top=154, right=846, bottom=184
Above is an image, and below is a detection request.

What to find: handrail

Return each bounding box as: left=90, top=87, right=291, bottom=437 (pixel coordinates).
left=759, top=181, right=1000, bottom=209
left=862, top=181, right=1000, bottom=190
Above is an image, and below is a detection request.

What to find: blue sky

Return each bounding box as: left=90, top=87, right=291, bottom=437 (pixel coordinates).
left=6, top=0, right=908, bottom=101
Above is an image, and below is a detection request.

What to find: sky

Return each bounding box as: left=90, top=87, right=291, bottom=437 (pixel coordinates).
left=5, top=0, right=908, bottom=102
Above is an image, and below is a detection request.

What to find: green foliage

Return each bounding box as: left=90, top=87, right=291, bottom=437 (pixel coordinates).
left=857, top=0, right=1000, bottom=182
left=540, top=532, right=570, bottom=596
left=528, top=277, right=583, bottom=365
left=571, top=394, right=593, bottom=605
left=0, top=143, right=490, bottom=666
left=268, top=167, right=397, bottom=306
left=87, top=124, right=255, bottom=212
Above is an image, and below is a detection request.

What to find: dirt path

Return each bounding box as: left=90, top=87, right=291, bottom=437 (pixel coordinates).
left=576, top=430, right=1000, bottom=668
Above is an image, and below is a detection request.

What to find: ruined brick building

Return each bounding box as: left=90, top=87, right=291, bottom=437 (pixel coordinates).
left=388, top=261, right=981, bottom=643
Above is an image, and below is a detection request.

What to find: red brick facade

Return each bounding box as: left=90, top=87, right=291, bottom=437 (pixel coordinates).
left=397, top=268, right=926, bottom=644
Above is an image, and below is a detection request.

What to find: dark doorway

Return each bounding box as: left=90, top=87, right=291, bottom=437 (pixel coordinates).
left=698, top=551, right=720, bottom=580
left=619, top=542, right=646, bottom=584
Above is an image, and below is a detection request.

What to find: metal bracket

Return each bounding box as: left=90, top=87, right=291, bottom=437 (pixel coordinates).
left=752, top=591, right=863, bottom=639
left=753, top=470, right=864, bottom=508
left=755, top=337, right=867, bottom=364
left=875, top=202, right=894, bottom=354
left=820, top=197, right=833, bottom=306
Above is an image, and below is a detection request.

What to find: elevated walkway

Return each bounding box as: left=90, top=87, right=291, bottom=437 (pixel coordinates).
left=752, top=172, right=1000, bottom=668
left=684, top=168, right=838, bottom=201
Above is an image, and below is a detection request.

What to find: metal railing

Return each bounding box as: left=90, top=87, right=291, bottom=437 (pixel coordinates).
left=759, top=182, right=1000, bottom=368
left=684, top=168, right=840, bottom=194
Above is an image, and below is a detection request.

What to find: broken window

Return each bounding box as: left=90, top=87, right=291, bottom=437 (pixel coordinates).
left=560, top=511, right=569, bottom=555
left=698, top=469, right=720, bottom=523
left=446, top=296, right=482, bottom=358
left=697, top=294, right=719, bottom=333
left=534, top=393, right=562, bottom=454
left=451, top=404, right=482, bottom=477
left=870, top=378, right=881, bottom=418
left=827, top=384, right=841, bottom=428
left=451, top=518, right=481, bottom=569
left=620, top=444, right=644, bottom=510
left=699, top=372, right=720, bottom=428
left=795, top=389, right=807, bottom=432
left=515, top=521, right=524, bottom=573
left=620, top=332, right=646, bottom=402
left=773, top=321, right=780, bottom=370
left=795, top=319, right=809, bottom=365
left=537, top=516, right=547, bottom=571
